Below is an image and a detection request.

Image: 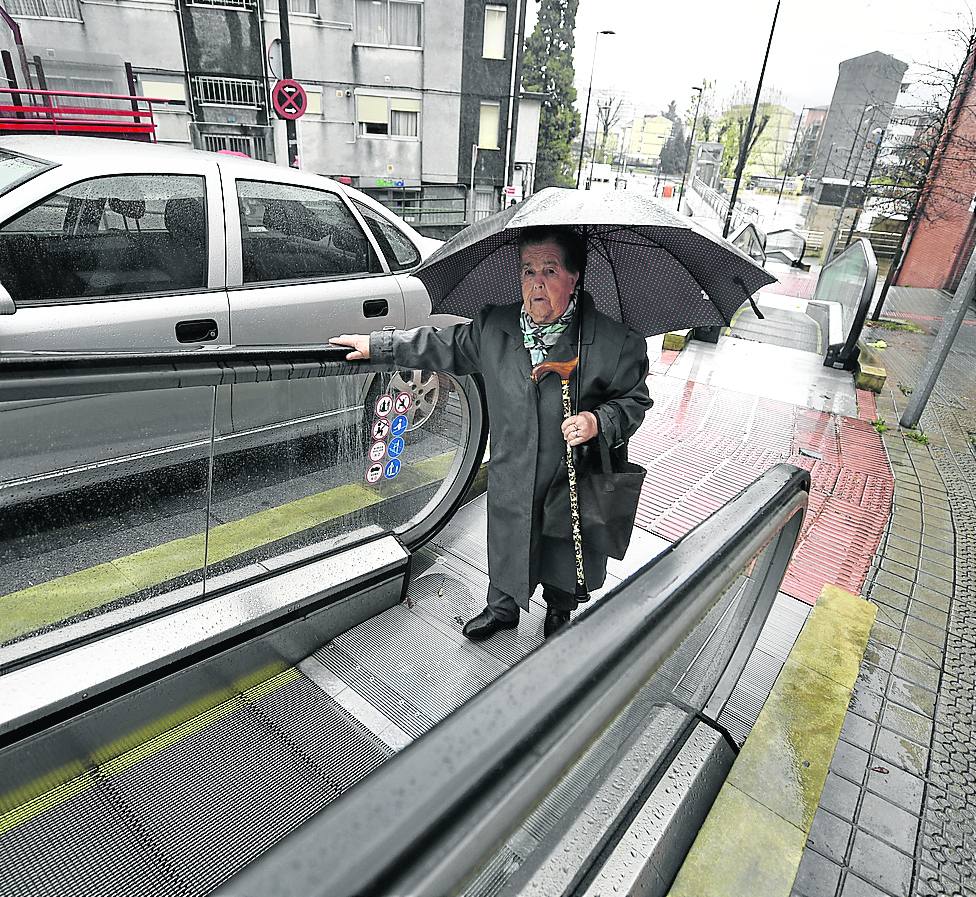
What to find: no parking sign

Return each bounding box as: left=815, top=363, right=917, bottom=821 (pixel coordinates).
left=272, top=79, right=308, bottom=121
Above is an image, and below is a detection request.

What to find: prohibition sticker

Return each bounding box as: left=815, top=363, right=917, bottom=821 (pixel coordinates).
left=387, top=436, right=405, bottom=458
left=365, top=463, right=384, bottom=484
left=393, top=392, right=413, bottom=415
left=390, top=414, right=409, bottom=437
left=374, top=394, right=394, bottom=418
left=368, top=440, right=387, bottom=463
left=371, top=418, right=390, bottom=440
left=384, top=458, right=401, bottom=479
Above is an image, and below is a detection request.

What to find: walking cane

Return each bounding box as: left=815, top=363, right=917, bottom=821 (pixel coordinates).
left=531, top=356, right=588, bottom=602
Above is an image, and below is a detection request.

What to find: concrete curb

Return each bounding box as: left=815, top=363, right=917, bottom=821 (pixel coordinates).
left=668, top=586, right=877, bottom=897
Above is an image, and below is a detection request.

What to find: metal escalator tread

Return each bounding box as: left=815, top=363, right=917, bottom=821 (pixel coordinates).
left=730, top=306, right=820, bottom=353
left=0, top=671, right=392, bottom=897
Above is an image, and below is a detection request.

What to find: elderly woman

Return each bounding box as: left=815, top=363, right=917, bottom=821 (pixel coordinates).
left=332, top=226, right=652, bottom=640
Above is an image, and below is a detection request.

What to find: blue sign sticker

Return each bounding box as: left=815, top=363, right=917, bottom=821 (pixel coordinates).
left=390, top=415, right=409, bottom=437
left=387, top=436, right=405, bottom=458
left=384, top=458, right=401, bottom=479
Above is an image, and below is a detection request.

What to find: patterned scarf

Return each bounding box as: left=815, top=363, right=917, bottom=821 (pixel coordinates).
left=520, top=292, right=578, bottom=365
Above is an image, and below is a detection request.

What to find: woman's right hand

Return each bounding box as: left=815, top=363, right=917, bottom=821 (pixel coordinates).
left=330, top=334, right=371, bottom=361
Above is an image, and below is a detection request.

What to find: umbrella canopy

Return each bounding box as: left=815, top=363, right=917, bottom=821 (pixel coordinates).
left=412, top=187, right=776, bottom=336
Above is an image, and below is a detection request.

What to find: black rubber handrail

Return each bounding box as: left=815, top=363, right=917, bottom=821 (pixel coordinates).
left=218, top=463, right=810, bottom=897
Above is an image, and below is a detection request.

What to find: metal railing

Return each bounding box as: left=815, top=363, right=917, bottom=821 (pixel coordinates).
left=220, top=463, right=810, bottom=897
left=191, top=75, right=261, bottom=108
left=691, top=177, right=757, bottom=233
left=5, top=0, right=80, bottom=18
left=766, top=228, right=809, bottom=269
left=0, top=87, right=166, bottom=141
left=813, top=236, right=878, bottom=369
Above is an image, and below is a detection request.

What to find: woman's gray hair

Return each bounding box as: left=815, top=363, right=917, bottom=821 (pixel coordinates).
left=517, top=226, right=586, bottom=275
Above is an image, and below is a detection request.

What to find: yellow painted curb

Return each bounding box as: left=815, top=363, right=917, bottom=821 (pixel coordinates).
left=668, top=585, right=876, bottom=897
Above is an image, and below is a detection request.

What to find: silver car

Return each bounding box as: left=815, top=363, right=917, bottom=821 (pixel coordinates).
left=0, top=136, right=455, bottom=506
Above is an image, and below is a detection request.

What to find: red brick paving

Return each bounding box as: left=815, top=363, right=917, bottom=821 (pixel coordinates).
left=631, top=375, right=893, bottom=605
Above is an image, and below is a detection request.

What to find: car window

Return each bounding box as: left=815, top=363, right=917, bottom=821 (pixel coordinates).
left=0, top=174, right=208, bottom=304
left=237, top=180, right=381, bottom=284
left=353, top=200, right=421, bottom=272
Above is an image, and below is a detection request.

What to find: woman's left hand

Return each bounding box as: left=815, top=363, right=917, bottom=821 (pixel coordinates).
left=562, top=411, right=599, bottom=447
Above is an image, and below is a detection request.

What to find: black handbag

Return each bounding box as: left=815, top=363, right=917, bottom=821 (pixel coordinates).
left=542, top=434, right=647, bottom=560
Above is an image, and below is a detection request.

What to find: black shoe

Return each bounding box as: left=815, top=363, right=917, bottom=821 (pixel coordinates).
left=544, top=609, right=571, bottom=639
left=462, top=607, right=519, bottom=641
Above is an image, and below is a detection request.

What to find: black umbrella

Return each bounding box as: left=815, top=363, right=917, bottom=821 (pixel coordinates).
left=413, top=187, right=776, bottom=334
left=411, top=187, right=776, bottom=601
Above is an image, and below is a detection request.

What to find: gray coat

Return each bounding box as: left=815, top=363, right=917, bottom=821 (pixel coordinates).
left=370, top=292, right=652, bottom=607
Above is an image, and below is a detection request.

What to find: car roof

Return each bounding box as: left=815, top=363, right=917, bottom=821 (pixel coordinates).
left=0, top=135, right=439, bottom=249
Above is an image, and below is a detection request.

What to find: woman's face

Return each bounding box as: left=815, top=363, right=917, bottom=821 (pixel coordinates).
left=520, top=241, right=580, bottom=325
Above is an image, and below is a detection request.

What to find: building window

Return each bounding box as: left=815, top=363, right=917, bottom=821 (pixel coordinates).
left=479, top=101, right=500, bottom=149
left=483, top=5, right=507, bottom=59
left=191, top=76, right=260, bottom=108
left=357, top=94, right=421, bottom=139
left=5, top=0, right=81, bottom=19
left=355, top=0, right=422, bottom=48
left=263, top=0, right=317, bottom=13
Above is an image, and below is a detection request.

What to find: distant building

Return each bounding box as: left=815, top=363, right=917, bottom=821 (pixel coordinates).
left=717, top=103, right=795, bottom=180
left=625, top=114, right=673, bottom=167
left=811, top=51, right=908, bottom=185
left=896, top=42, right=976, bottom=291
left=794, top=107, right=828, bottom=177
left=0, top=0, right=535, bottom=226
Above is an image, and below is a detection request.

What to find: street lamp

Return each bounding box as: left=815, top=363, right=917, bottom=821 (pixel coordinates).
left=677, top=85, right=704, bottom=213
left=575, top=29, right=615, bottom=189
left=825, top=106, right=877, bottom=260
left=844, top=127, right=885, bottom=249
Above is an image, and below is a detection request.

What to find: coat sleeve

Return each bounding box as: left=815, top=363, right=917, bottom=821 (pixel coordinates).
left=593, top=329, right=653, bottom=449
left=368, top=309, right=487, bottom=375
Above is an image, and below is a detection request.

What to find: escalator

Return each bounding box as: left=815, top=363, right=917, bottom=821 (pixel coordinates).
left=0, top=347, right=811, bottom=897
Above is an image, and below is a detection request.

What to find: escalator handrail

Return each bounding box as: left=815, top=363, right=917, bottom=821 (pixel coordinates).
left=219, top=463, right=811, bottom=897
left=816, top=236, right=878, bottom=364
left=0, top=345, right=361, bottom=401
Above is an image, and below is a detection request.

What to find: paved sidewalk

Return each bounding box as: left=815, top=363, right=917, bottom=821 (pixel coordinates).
left=790, top=286, right=976, bottom=897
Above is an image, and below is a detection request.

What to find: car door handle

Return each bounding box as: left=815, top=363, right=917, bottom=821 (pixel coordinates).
left=363, top=299, right=389, bottom=318
left=175, top=319, right=219, bottom=343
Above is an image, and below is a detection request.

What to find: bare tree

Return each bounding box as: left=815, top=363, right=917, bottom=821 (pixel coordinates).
left=716, top=82, right=771, bottom=179
left=595, top=93, right=624, bottom=163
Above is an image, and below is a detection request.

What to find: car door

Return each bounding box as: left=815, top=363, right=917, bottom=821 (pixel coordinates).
left=0, top=163, right=229, bottom=498
left=224, top=172, right=405, bottom=434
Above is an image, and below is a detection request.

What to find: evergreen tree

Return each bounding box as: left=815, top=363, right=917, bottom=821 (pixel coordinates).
left=522, top=0, right=581, bottom=188
left=659, top=101, right=687, bottom=175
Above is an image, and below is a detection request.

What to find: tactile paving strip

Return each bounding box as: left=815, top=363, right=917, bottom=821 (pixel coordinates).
left=632, top=376, right=894, bottom=605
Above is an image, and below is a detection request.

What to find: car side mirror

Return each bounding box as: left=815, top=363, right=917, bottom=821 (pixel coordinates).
left=0, top=281, right=15, bottom=315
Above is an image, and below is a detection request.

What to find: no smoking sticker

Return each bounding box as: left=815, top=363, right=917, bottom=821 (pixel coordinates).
left=368, top=441, right=387, bottom=463
left=365, top=463, right=383, bottom=484
left=394, top=392, right=413, bottom=415
left=371, top=418, right=390, bottom=440
left=374, top=394, right=394, bottom=418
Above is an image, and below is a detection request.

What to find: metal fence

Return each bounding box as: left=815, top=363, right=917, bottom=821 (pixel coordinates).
left=5, top=0, right=81, bottom=18
left=191, top=76, right=261, bottom=108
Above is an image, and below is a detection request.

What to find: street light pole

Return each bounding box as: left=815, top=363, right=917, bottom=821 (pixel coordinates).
left=723, top=0, right=781, bottom=238
left=777, top=106, right=807, bottom=206
left=575, top=29, right=615, bottom=189
left=844, top=127, right=884, bottom=249
left=677, top=85, right=704, bottom=213
left=825, top=109, right=875, bottom=260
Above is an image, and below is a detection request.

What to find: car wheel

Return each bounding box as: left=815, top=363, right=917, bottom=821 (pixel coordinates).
left=388, top=369, right=441, bottom=431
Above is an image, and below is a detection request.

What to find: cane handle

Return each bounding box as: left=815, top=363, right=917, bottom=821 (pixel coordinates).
left=531, top=356, right=579, bottom=383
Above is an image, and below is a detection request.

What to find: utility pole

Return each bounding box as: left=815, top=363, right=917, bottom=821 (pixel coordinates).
left=677, top=85, right=704, bottom=214
left=278, top=0, right=299, bottom=167
left=900, top=242, right=976, bottom=428
left=825, top=110, right=875, bottom=261
left=723, top=0, right=781, bottom=238
left=575, top=30, right=614, bottom=189
left=505, top=0, right=528, bottom=190
left=845, top=128, right=884, bottom=249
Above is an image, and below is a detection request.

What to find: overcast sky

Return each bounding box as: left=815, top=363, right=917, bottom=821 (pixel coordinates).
left=525, top=0, right=973, bottom=119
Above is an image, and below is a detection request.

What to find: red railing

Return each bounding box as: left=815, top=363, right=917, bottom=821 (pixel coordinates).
left=0, top=87, right=170, bottom=141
